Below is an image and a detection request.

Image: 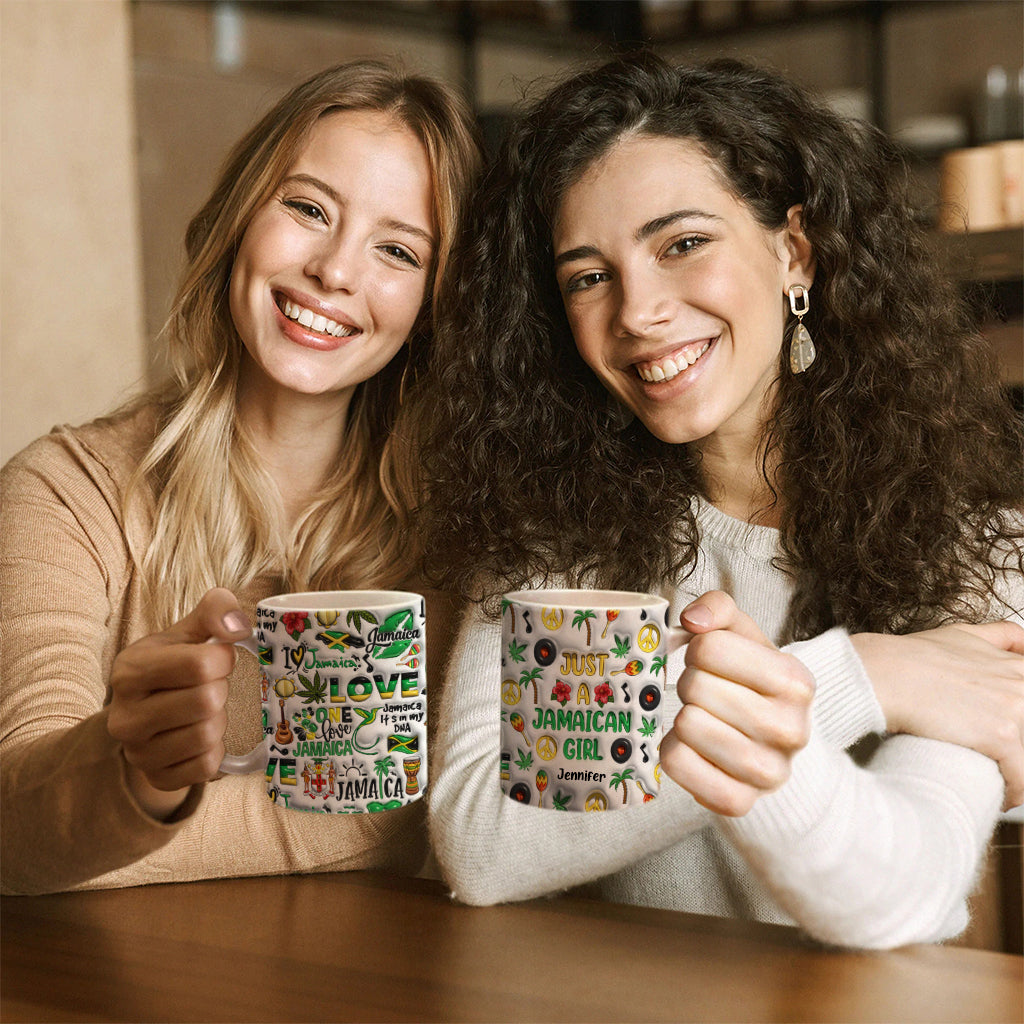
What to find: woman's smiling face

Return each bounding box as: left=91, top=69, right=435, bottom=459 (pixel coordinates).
left=229, top=107, right=436, bottom=408
left=552, top=133, right=812, bottom=450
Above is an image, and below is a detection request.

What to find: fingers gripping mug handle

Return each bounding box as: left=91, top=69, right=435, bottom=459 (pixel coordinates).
left=218, top=634, right=269, bottom=775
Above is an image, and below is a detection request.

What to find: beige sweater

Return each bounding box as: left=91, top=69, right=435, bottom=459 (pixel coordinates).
left=1, top=406, right=462, bottom=895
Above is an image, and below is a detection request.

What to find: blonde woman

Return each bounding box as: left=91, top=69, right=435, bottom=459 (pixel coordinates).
left=1, top=60, right=481, bottom=894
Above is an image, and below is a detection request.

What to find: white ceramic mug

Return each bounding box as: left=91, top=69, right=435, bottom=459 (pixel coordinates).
left=221, top=590, right=427, bottom=813
left=499, top=589, right=685, bottom=812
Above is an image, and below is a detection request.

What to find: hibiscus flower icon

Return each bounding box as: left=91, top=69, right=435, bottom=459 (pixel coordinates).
left=551, top=680, right=571, bottom=707
left=281, top=611, right=310, bottom=640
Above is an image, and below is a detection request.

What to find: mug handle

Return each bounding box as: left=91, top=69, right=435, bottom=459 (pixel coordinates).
left=666, top=625, right=688, bottom=655
left=217, top=634, right=269, bottom=775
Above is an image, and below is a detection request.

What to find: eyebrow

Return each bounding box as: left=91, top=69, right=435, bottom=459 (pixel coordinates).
left=554, top=244, right=602, bottom=269
left=554, top=208, right=721, bottom=268
left=635, top=209, right=719, bottom=243
left=282, top=173, right=435, bottom=249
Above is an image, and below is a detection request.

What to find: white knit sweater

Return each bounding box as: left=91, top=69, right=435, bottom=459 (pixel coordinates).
left=428, top=500, right=1018, bottom=949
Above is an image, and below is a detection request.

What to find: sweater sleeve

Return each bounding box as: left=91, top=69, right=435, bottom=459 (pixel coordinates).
left=718, top=728, right=1003, bottom=948
left=0, top=430, right=204, bottom=893
left=717, top=565, right=1023, bottom=950
left=428, top=602, right=712, bottom=906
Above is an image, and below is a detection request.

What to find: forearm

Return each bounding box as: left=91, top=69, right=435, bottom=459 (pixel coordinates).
left=719, top=728, right=1003, bottom=949
left=1, top=712, right=201, bottom=894
left=3, top=714, right=430, bottom=894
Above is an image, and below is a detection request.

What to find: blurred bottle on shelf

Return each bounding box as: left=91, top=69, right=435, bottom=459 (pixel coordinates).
left=976, top=65, right=1011, bottom=145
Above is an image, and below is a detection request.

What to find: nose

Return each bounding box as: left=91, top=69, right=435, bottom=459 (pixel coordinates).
left=304, top=234, right=360, bottom=293
left=613, top=266, right=674, bottom=339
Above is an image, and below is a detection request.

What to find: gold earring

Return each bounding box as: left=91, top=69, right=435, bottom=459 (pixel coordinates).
left=787, top=284, right=816, bottom=374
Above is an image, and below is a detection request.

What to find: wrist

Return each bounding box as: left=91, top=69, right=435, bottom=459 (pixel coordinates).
left=849, top=632, right=906, bottom=734
left=123, top=760, right=191, bottom=822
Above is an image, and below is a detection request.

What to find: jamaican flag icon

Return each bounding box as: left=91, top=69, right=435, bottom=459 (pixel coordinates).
left=316, top=630, right=364, bottom=652
left=257, top=645, right=273, bottom=666
left=387, top=734, right=419, bottom=755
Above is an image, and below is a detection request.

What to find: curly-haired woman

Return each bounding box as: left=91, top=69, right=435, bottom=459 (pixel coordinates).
left=418, top=53, right=1023, bottom=948
left=1, top=60, right=481, bottom=894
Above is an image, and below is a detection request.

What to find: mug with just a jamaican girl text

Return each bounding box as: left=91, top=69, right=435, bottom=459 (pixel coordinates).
left=220, top=590, right=427, bottom=813
left=499, top=590, right=685, bottom=812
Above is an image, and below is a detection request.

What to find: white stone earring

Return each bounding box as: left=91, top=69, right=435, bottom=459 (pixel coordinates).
left=787, top=284, right=816, bottom=374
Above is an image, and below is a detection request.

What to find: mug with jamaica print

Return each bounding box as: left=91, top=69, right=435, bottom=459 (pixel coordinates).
left=220, top=590, right=427, bottom=813
left=499, top=590, right=685, bottom=812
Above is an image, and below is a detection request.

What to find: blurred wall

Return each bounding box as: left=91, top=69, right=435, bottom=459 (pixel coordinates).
left=1, top=0, right=145, bottom=464
left=2, top=0, right=1020, bottom=464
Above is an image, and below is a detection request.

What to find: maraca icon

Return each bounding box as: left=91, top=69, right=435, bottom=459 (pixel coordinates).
left=601, top=609, right=620, bottom=639
left=612, top=659, right=644, bottom=676
left=536, top=769, right=549, bottom=808
left=509, top=711, right=532, bottom=746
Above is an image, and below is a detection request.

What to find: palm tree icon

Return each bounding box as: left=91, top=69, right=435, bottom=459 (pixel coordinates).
left=519, top=666, right=543, bottom=703
left=610, top=768, right=635, bottom=805
left=373, top=755, right=394, bottom=796
left=572, top=608, right=597, bottom=646
left=501, top=597, right=515, bottom=633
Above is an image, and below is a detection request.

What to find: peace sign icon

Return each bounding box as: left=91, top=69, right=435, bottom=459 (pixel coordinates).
left=501, top=680, right=522, bottom=705
left=541, top=607, right=565, bottom=630
left=536, top=734, right=558, bottom=761
left=637, top=623, right=661, bottom=653
left=584, top=791, right=609, bottom=812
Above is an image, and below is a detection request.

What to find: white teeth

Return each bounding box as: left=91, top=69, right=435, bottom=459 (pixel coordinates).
left=281, top=298, right=356, bottom=338
left=636, top=342, right=710, bottom=382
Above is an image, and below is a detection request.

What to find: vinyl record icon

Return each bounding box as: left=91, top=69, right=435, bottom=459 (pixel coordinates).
left=534, top=637, right=557, bottom=666
left=610, top=737, right=633, bottom=764
left=639, top=684, right=661, bottom=711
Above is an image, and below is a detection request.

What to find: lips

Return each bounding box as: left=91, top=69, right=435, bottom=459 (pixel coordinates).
left=634, top=337, right=715, bottom=383
left=275, top=293, right=360, bottom=340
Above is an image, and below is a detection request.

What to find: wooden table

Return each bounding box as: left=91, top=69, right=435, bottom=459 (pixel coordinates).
left=3, top=871, right=1021, bottom=1023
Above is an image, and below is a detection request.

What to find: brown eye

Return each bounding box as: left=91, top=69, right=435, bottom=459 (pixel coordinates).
left=284, top=199, right=326, bottom=222
left=379, top=244, right=421, bottom=269
left=665, top=236, right=707, bottom=257
left=566, top=270, right=609, bottom=294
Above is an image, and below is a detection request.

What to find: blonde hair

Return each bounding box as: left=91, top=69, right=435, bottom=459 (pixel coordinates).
left=127, top=60, right=482, bottom=626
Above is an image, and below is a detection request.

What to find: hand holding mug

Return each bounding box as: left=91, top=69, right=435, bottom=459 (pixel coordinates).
left=107, top=587, right=250, bottom=819
left=660, top=591, right=815, bottom=817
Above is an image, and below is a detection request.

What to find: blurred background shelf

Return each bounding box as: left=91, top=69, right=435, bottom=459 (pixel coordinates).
left=947, top=226, right=1024, bottom=284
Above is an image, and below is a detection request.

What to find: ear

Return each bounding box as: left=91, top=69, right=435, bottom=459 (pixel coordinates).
left=781, top=204, right=815, bottom=290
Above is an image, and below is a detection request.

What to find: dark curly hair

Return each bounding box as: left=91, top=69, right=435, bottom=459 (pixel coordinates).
left=414, top=52, right=1023, bottom=640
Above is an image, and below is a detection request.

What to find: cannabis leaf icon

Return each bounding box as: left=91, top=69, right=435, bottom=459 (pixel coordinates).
left=296, top=672, right=327, bottom=705
left=508, top=639, right=527, bottom=664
